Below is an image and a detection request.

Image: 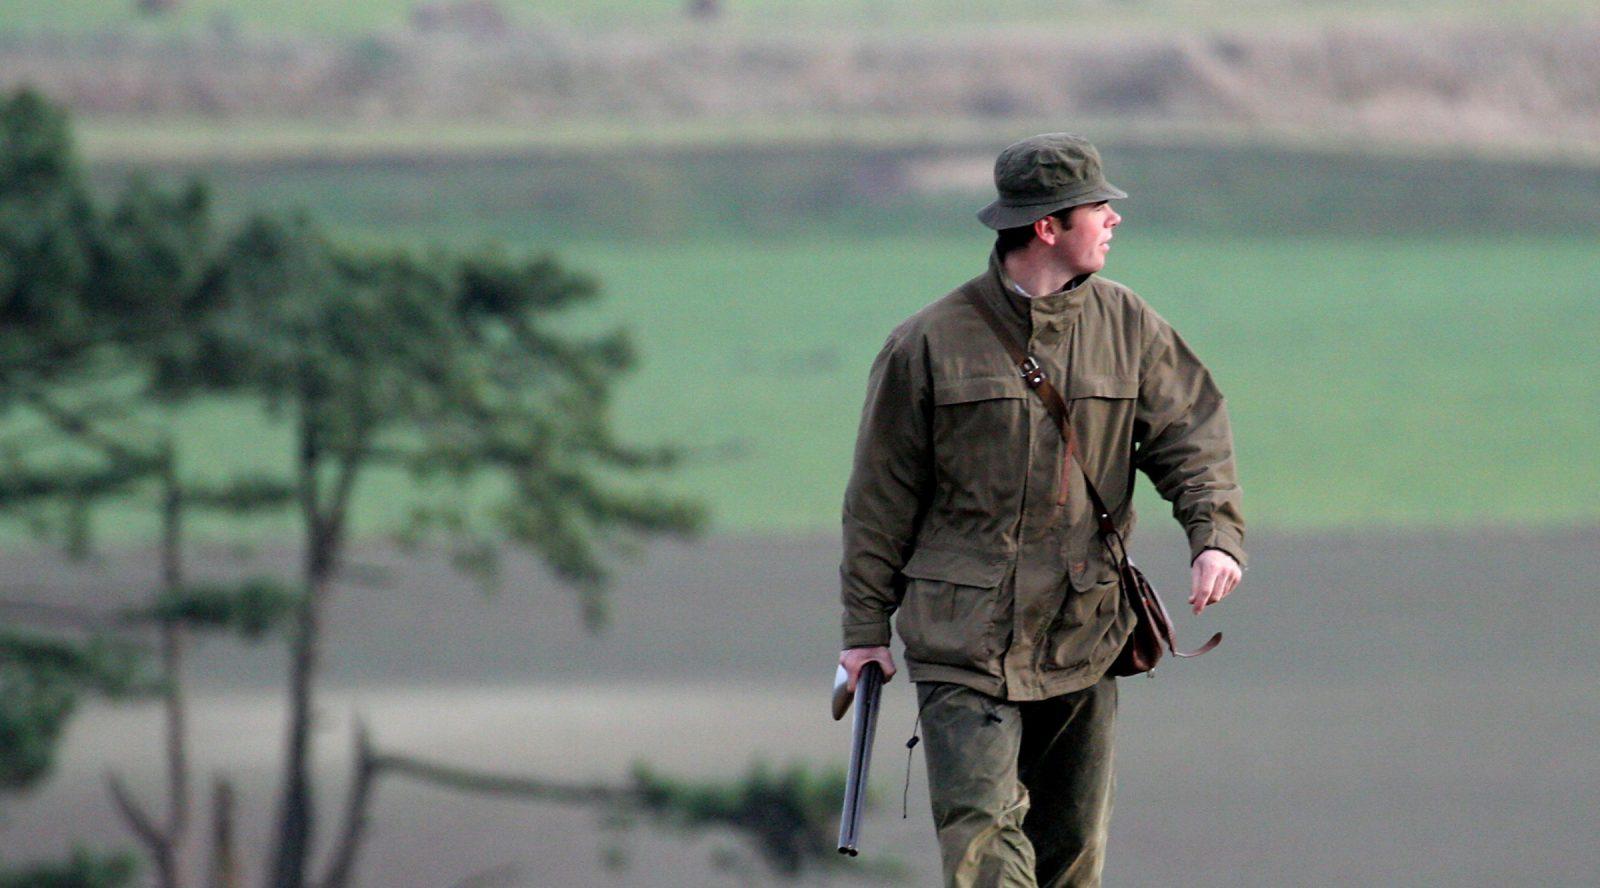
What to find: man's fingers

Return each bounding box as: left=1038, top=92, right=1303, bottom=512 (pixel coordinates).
left=1219, top=570, right=1240, bottom=601
left=840, top=648, right=896, bottom=691
left=1207, top=570, right=1229, bottom=610
left=1198, top=565, right=1241, bottom=613
left=1190, top=564, right=1218, bottom=613
left=840, top=652, right=861, bottom=692
left=864, top=652, right=896, bottom=684
left=1186, top=549, right=1245, bottom=614
left=852, top=659, right=893, bottom=689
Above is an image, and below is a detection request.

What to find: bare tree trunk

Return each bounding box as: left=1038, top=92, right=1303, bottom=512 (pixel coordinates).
left=159, top=448, right=192, bottom=887
left=209, top=777, right=240, bottom=888
left=147, top=622, right=185, bottom=888
left=270, top=411, right=363, bottom=888
left=268, top=564, right=327, bottom=888
left=268, top=415, right=327, bottom=888
left=111, top=446, right=190, bottom=888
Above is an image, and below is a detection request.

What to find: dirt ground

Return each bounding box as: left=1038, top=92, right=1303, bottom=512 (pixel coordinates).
left=2, top=523, right=1596, bottom=886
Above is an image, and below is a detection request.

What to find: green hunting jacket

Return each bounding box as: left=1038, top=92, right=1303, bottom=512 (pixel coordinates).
left=839, top=250, right=1245, bottom=700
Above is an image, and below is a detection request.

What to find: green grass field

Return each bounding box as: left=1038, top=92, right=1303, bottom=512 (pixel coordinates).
left=10, top=142, right=1597, bottom=545
left=563, top=232, right=1600, bottom=532
left=19, top=230, right=1593, bottom=546
left=3, top=0, right=1592, bottom=37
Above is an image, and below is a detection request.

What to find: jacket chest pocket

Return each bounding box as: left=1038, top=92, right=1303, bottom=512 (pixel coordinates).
left=1064, top=372, right=1139, bottom=508
left=895, top=547, right=1011, bottom=669
left=931, top=376, right=1028, bottom=510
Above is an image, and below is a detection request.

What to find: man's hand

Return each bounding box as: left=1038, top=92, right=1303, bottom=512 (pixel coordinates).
left=839, top=646, right=897, bottom=692
left=1189, top=549, right=1241, bottom=615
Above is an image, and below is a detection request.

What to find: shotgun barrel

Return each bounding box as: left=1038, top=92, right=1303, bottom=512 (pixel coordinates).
left=837, top=660, right=884, bottom=856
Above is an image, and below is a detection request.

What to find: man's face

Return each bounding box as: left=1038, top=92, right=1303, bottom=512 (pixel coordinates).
left=1048, top=201, right=1121, bottom=276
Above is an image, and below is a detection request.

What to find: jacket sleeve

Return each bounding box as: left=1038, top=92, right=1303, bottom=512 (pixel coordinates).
left=1132, top=308, right=1247, bottom=568
left=839, top=329, right=933, bottom=648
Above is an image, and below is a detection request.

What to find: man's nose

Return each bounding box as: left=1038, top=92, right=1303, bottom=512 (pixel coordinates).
left=1108, top=208, right=1122, bottom=227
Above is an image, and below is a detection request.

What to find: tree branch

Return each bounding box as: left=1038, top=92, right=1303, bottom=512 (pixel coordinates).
left=107, top=770, right=170, bottom=860
left=20, top=388, right=158, bottom=469
left=320, top=428, right=369, bottom=570
left=376, top=751, right=635, bottom=806
left=322, top=735, right=844, bottom=882
left=316, top=721, right=380, bottom=888
left=319, top=722, right=637, bottom=888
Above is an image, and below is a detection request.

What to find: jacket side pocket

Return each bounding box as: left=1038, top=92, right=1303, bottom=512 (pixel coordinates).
left=895, top=547, right=1010, bottom=670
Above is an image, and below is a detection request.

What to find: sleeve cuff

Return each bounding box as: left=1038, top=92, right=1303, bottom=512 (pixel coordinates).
left=1188, top=525, right=1247, bottom=570
left=842, top=617, right=891, bottom=649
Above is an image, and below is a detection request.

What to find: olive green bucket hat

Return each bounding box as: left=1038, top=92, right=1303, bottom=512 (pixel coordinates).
left=977, top=133, right=1127, bottom=230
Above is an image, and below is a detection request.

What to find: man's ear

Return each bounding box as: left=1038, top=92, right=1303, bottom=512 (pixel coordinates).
left=1033, top=215, right=1059, bottom=246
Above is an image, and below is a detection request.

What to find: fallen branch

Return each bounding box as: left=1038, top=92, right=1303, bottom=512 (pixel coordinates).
left=315, top=722, right=846, bottom=887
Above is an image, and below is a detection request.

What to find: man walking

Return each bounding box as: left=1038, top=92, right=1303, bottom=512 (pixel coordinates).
left=837, top=133, right=1245, bottom=887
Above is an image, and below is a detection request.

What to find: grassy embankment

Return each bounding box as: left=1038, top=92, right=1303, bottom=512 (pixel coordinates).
left=5, top=0, right=1595, bottom=36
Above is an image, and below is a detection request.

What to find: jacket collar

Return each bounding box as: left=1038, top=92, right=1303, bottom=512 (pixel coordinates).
left=982, top=249, right=1094, bottom=341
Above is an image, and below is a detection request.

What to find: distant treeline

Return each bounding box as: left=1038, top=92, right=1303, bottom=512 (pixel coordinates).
left=5, top=18, right=1600, bottom=155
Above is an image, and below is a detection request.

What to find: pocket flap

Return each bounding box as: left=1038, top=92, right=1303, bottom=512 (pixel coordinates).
left=901, top=547, right=1010, bottom=587
left=1071, top=556, right=1123, bottom=593
left=934, top=376, right=1025, bottom=405
left=1067, top=373, right=1137, bottom=399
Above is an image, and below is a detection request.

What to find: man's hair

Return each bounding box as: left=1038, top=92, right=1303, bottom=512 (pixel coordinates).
left=995, top=207, right=1074, bottom=257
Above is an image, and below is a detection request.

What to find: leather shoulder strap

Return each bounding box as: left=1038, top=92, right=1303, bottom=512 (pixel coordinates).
left=960, top=285, right=1117, bottom=536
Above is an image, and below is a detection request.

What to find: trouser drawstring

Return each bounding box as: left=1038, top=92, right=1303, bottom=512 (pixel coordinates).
left=902, top=712, right=922, bottom=819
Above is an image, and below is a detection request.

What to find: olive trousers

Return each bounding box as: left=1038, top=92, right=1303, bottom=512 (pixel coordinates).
left=916, top=677, right=1117, bottom=888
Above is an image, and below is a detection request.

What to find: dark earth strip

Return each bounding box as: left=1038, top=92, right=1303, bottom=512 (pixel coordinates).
left=5, top=524, right=1593, bottom=688
left=2, top=526, right=1595, bottom=886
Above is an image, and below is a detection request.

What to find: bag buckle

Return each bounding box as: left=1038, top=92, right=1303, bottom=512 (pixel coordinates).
left=1017, top=356, right=1045, bottom=388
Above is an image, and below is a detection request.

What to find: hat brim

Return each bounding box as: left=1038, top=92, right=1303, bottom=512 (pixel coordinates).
left=976, top=182, right=1128, bottom=230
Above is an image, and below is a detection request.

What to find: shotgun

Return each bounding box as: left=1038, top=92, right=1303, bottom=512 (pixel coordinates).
left=834, top=660, right=884, bottom=856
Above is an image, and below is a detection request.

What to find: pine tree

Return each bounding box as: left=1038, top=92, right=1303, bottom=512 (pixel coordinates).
left=0, top=89, right=848, bottom=886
